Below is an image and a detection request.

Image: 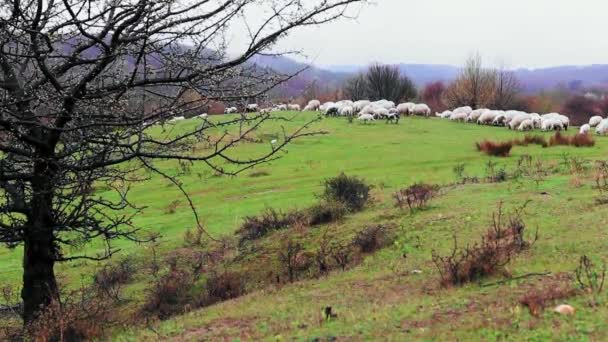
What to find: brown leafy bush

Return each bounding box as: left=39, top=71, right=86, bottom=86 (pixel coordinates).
left=236, top=208, right=307, bottom=244
left=26, top=289, right=114, bottom=342
left=394, top=183, right=436, bottom=211
left=331, top=242, right=357, bottom=271
left=549, top=132, right=595, bottom=147
left=322, top=173, right=370, bottom=212
left=352, top=225, right=393, bottom=253
left=93, top=257, right=135, bottom=302
left=519, top=284, right=577, bottom=316
left=278, top=240, right=313, bottom=283
left=432, top=203, right=534, bottom=287
left=142, top=267, right=197, bottom=319
left=204, top=271, right=246, bottom=305
left=307, top=200, right=348, bottom=226
left=476, top=140, right=513, bottom=157
left=513, top=135, right=548, bottom=147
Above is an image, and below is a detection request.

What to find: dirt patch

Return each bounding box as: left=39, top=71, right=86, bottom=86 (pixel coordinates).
left=172, top=316, right=259, bottom=341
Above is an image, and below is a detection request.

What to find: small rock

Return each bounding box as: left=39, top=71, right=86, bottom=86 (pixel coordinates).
left=554, top=304, right=575, bottom=315
left=411, top=269, right=423, bottom=274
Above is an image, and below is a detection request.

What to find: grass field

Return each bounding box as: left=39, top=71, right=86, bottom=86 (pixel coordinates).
left=4, top=112, right=608, bottom=340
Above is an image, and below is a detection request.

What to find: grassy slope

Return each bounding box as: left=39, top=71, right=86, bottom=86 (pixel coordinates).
left=4, top=113, right=608, bottom=340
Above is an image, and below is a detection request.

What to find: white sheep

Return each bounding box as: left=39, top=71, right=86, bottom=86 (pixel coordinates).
left=246, top=104, right=258, bottom=112
left=449, top=112, right=468, bottom=122
left=508, top=113, right=532, bottom=130
left=353, top=100, right=371, bottom=112
left=453, top=106, right=473, bottom=115
left=589, top=116, right=603, bottom=127
left=340, top=106, right=354, bottom=116
left=411, top=103, right=431, bottom=116
left=373, top=107, right=390, bottom=119
left=466, top=108, right=488, bottom=123
left=276, top=104, right=288, bottom=111
left=305, top=99, right=321, bottom=111
left=168, top=116, right=185, bottom=122
left=477, top=110, right=498, bottom=125
left=541, top=118, right=564, bottom=131
left=579, top=124, right=591, bottom=135
left=438, top=110, right=453, bottom=119
left=358, top=113, right=375, bottom=123
left=320, top=102, right=335, bottom=112
left=225, top=107, right=238, bottom=114
left=397, top=102, right=415, bottom=115
left=197, top=113, right=209, bottom=119
left=517, top=119, right=534, bottom=131
left=596, top=119, right=608, bottom=135
left=542, top=113, right=570, bottom=130
left=287, top=104, right=301, bottom=111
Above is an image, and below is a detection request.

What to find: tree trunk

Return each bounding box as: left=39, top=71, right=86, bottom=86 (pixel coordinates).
left=21, top=161, right=59, bottom=324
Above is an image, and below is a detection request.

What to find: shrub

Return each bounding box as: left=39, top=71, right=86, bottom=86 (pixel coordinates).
left=93, top=257, right=135, bottom=302
left=307, top=200, right=348, bottom=226
left=236, top=208, right=306, bottom=243
left=513, top=135, right=548, bottom=148
left=571, top=133, right=595, bottom=147
left=331, top=242, right=355, bottom=271
left=476, top=140, right=513, bottom=157
left=26, top=289, right=114, bottom=342
left=394, top=183, right=436, bottom=211
left=322, top=173, right=370, bottom=212
left=277, top=240, right=313, bottom=283
left=352, top=225, right=393, bottom=253
left=549, top=132, right=571, bottom=146
left=432, top=203, right=534, bottom=287
left=575, top=255, right=606, bottom=296
left=204, top=271, right=246, bottom=305
left=142, top=267, right=196, bottom=319
left=519, top=284, right=577, bottom=316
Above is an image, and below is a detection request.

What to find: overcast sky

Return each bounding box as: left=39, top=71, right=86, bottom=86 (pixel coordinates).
left=233, top=0, right=608, bottom=69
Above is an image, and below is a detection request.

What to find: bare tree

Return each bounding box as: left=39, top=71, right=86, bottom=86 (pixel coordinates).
left=365, top=64, right=416, bottom=103
left=444, top=53, right=495, bottom=108
left=490, top=68, right=521, bottom=110
left=0, top=0, right=367, bottom=323
left=343, top=73, right=367, bottom=100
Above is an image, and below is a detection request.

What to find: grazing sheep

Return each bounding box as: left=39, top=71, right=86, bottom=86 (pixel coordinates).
left=477, top=110, right=498, bottom=125
left=277, top=104, right=288, bottom=111
left=530, top=113, right=542, bottom=128
left=225, top=107, right=238, bottom=114
left=353, top=100, right=371, bottom=112
left=542, top=113, right=570, bottom=130
left=373, top=100, right=396, bottom=110
left=287, top=104, right=301, bottom=111
left=320, top=102, right=335, bottom=112
left=358, top=113, right=375, bottom=123
left=596, top=119, right=608, bottom=135
left=168, top=116, right=185, bottom=122
left=340, top=106, right=354, bottom=117
left=580, top=124, right=591, bottom=135
left=411, top=103, right=431, bottom=116
left=449, top=112, right=468, bottom=122
left=541, top=118, right=564, bottom=131
left=373, top=107, right=390, bottom=119
left=397, top=102, right=415, bottom=115
left=386, top=112, right=400, bottom=124
left=517, top=119, right=534, bottom=131
left=197, top=113, right=209, bottom=119
left=453, top=106, right=473, bottom=115
left=246, top=104, right=258, bottom=112
left=589, top=116, right=603, bottom=127
left=260, top=108, right=272, bottom=114
left=438, top=110, right=453, bottom=119
left=304, top=99, right=321, bottom=111
left=508, top=113, right=532, bottom=130
left=466, top=108, right=488, bottom=123
left=492, top=113, right=507, bottom=126
left=325, top=106, right=339, bottom=117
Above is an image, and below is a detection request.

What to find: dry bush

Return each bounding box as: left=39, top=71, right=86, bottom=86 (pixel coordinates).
left=519, top=284, right=577, bottom=316
left=352, top=225, right=393, bottom=253
left=394, top=183, right=436, bottom=211
left=236, top=208, right=307, bottom=244
left=204, top=271, right=246, bottom=305
left=322, top=173, right=371, bottom=212
left=331, top=242, right=356, bottom=271
left=513, top=135, right=548, bottom=148
left=571, top=133, right=595, bottom=147
left=476, top=140, right=513, bottom=157
left=277, top=240, right=313, bottom=283
left=26, top=289, right=115, bottom=342
left=93, top=257, right=135, bottom=302
left=575, top=255, right=606, bottom=296
left=307, top=200, right=348, bottom=226
left=549, top=132, right=595, bottom=147
left=432, top=203, right=534, bottom=287
left=142, top=267, right=197, bottom=319
left=164, top=200, right=181, bottom=214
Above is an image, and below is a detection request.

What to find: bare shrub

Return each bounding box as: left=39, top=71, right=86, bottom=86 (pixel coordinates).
left=26, top=289, right=115, bottom=342
left=93, top=257, right=135, bottom=302
left=513, top=135, right=548, bottom=148
left=519, top=284, right=577, bottom=316
left=331, top=242, right=355, bottom=271
left=183, top=224, right=207, bottom=247
left=142, top=267, right=197, bottom=319
left=549, top=132, right=571, bottom=146
left=476, top=140, right=513, bottom=157
left=307, top=200, right=348, bottom=226
left=322, top=173, right=371, bottom=212
left=432, top=203, right=534, bottom=287
left=204, top=271, right=247, bottom=305
left=278, top=240, right=313, bottom=283
left=236, top=208, right=307, bottom=244
left=352, top=225, right=393, bottom=253
left=575, top=255, right=606, bottom=296
left=164, top=200, right=181, bottom=214
left=549, top=132, right=595, bottom=147
left=394, top=183, right=436, bottom=211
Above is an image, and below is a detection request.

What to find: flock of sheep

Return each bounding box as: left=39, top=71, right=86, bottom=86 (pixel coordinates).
left=302, top=99, right=431, bottom=123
